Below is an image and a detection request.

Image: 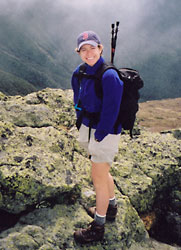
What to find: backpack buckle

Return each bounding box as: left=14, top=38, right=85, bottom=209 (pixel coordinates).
left=74, top=104, right=82, bottom=111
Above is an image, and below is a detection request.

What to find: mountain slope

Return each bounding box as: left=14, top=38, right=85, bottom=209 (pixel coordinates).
left=0, top=16, right=71, bottom=95
left=0, top=70, right=36, bottom=95
left=138, top=51, right=181, bottom=101
left=0, top=0, right=180, bottom=100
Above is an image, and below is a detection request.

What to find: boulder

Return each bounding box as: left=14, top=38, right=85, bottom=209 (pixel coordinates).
left=0, top=88, right=180, bottom=249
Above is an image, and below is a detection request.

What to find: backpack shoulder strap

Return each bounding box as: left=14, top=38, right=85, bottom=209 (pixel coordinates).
left=79, top=63, right=87, bottom=74
left=94, top=62, right=121, bottom=99
left=95, top=62, right=120, bottom=78
left=74, top=63, right=99, bottom=83
left=75, top=63, right=87, bottom=85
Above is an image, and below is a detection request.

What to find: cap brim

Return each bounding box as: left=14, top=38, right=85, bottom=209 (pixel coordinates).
left=78, top=40, right=98, bottom=51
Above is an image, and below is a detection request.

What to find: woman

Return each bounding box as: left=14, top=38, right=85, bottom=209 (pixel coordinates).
left=71, top=30, right=123, bottom=243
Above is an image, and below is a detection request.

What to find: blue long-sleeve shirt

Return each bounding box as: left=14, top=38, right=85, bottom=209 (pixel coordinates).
left=71, top=56, right=124, bottom=141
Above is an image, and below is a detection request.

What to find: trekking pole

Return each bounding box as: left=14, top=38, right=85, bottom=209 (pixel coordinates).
left=111, top=21, right=119, bottom=64
left=114, top=21, right=119, bottom=49
left=111, top=23, right=115, bottom=64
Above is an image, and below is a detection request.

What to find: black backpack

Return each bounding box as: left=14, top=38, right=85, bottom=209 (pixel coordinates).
left=76, top=62, right=144, bottom=138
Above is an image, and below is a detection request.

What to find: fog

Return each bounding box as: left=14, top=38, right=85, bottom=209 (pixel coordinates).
left=0, top=0, right=180, bottom=67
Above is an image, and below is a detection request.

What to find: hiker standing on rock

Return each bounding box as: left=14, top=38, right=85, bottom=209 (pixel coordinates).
left=71, top=30, right=123, bottom=243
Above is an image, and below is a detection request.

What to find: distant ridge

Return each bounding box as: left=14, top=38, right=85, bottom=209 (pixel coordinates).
left=0, top=1, right=181, bottom=100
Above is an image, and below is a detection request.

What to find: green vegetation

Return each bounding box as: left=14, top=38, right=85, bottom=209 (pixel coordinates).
left=0, top=70, right=36, bottom=95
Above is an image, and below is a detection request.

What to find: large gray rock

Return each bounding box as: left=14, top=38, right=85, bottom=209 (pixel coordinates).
left=0, top=88, right=180, bottom=249
left=113, top=131, right=181, bottom=213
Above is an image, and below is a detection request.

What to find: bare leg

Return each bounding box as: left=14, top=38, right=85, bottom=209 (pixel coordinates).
left=91, top=161, right=114, bottom=216
left=108, top=172, right=115, bottom=199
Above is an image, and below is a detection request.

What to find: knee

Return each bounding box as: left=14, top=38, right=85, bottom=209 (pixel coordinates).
left=91, top=170, right=108, bottom=189
left=92, top=172, right=102, bottom=185
left=92, top=177, right=103, bottom=191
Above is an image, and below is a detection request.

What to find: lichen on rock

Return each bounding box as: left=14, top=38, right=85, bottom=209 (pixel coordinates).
left=0, top=89, right=180, bottom=250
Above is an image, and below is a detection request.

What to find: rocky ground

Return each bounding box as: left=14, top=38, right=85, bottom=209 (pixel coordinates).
left=0, top=88, right=180, bottom=250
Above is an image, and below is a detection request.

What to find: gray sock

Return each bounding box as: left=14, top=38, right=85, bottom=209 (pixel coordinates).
left=94, top=212, right=106, bottom=226
left=109, top=197, right=116, bottom=206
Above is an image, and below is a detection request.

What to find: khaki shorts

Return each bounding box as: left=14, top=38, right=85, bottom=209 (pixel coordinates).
left=78, top=124, right=120, bottom=164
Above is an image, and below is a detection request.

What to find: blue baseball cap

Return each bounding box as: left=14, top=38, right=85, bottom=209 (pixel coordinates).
left=77, top=31, right=101, bottom=51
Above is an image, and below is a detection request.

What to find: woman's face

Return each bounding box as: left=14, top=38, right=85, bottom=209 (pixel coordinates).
left=79, top=44, right=102, bottom=66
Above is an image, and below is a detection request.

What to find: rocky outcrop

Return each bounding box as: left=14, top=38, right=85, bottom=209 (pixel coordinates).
left=0, top=88, right=180, bottom=250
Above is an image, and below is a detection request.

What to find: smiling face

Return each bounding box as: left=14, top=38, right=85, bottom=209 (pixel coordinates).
left=78, top=44, right=103, bottom=66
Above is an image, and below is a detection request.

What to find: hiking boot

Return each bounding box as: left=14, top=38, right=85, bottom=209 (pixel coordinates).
left=87, top=204, right=118, bottom=221
left=74, top=220, right=105, bottom=244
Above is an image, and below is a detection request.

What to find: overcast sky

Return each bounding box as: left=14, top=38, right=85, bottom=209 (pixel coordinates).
left=0, top=0, right=180, bottom=66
